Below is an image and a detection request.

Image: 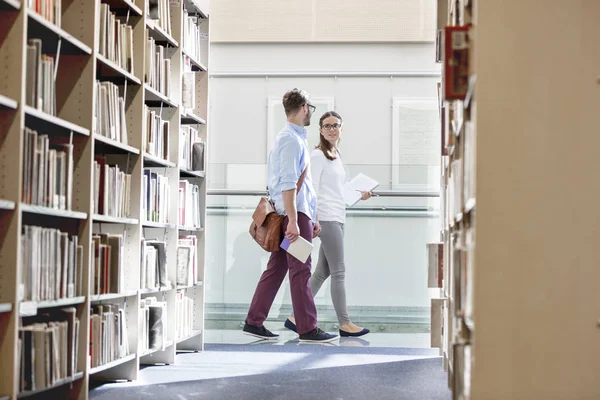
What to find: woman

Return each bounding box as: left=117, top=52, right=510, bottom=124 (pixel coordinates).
left=286, top=111, right=371, bottom=337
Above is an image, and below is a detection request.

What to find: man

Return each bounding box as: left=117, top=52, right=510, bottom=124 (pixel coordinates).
left=243, top=89, right=338, bottom=343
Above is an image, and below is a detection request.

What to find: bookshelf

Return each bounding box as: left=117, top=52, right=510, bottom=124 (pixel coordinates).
left=436, top=1, right=600, bottom=399
left=0, top=0, right=210, bottom=398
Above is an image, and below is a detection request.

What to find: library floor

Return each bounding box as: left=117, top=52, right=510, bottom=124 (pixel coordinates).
left=89, top=330, right=451, bottom=400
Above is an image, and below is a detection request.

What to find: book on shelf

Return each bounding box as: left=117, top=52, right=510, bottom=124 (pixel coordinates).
left=146, top=0, right=171, bottom=36
left=19, top=226, right=83, bottom=303
left=181, top=67, right=195, bottom=110
left=178, top=181, right=201, bottom=228
left=145, top=37, right=171, bottom=98
left=182, top=10, right=201, bottom=62
left=19, top=307, right=79, bottom=393
left=22, top=128, right=74, bottom=211
left=180, top=126, right=204, bottom=171
left=143, top=169, right=171, bottom=224
left=94, top=81, right=129, bottom=146
left=28, top=0, right=62, bottom=28
left=443, top=25, right=470, bottom=100
left=463, top=121, right=475, bottom=205
left=427, top=243, right=444, bottom=288
left=144, top=106, right=170, bottom=161
left=140, top=239, right=169, bottom=290
left=175, top=290, right=194, bottom=340
left=93, top=156, right=132, bottom=218
left=98, top=4, right=134, bottom=74
left=26, top=39, right=57, bottom=116
left=176, top=235, right=196, bottom=287
left=90, top=304, right=130, bottom=368
left=140, top=297, right=167, bottom=353
left=91, top=233, right=125, bottom=296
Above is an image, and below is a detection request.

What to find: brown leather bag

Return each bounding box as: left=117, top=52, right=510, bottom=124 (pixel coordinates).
left=249, top=169, right=307, bottom=252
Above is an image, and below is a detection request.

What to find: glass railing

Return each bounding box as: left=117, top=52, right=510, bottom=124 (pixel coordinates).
left=204, top=163, right=441, bottom=333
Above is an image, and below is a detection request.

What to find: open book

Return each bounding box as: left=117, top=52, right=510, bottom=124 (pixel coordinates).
left=342, top=173, right=379, bottom=206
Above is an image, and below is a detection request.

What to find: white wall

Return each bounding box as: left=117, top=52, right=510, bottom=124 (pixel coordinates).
left=206, top=42, right=442, bottom=311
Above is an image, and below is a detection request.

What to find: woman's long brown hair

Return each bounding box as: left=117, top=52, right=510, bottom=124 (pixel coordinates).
left=316, top=111, right=343, bottom=161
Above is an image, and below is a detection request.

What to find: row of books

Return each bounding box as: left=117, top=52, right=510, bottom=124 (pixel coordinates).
left=178, top=181, right=202, bottom=228
left=90, top=304, right=130, bottom=368
left=180, top=127, right=204, bottom=172
left=26, top=39, right=57, bottom=116
left=144, top=106, right=170, bottom=161
left=139, top=297, right=167, bottom=354
left=28, top=0, right=61, bottom=28
left=182, top=11, right=202, bottom=62
left=22, top=128, right=74, bottom=210
left=20, top=225, right=83, bottom=303
left=175, top=291, right=194, bottom=340
left=177, top=235, right=197, bottom=287
left=140, top=239, right=169, bottom=290
left=143, top=170, right=171, bottom=224
left=94, top=81, right=129, bottom=145
left=93, top=156, right=133, bottom=218
left=91, top=233, right=125, bottom=296
left=145, top=37, right=171, bottom=97
left=147, top=0, right=172, bottom=36
left=19, top=308, right=79, bottom=392
left=99, top=3, right=134, bottom=74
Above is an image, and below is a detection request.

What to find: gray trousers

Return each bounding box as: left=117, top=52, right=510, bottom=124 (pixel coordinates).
left=310, top=221, right=350, bottom=324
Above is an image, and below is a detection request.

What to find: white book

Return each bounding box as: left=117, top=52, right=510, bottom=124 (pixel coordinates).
left=280, top=236, right=313, bottom=264
left=342, top=173, right=379, bottom=207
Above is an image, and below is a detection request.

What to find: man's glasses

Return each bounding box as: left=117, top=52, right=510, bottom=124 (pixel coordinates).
left=322, top=124, right=342, bottom=131
left=306, top=103, right=316, bottom=113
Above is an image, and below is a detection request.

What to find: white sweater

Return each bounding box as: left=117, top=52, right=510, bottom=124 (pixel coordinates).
left=311, top=149, right=346, bottom=224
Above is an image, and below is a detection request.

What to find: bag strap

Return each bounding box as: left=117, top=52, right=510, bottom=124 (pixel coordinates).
left=296, top=167, right=307, bottom=194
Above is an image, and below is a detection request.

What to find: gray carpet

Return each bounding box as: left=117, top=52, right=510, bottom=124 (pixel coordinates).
left=90, top=344, right=450, bottom=400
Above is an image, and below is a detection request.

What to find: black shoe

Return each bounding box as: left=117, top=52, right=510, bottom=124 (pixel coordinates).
left=284, top=318, right=297, bottom=333
left=242, top=322, right=279, bottom=340
left=299, top=327, right=338, bottom=343
left=339, top=328, right=370, bottom=337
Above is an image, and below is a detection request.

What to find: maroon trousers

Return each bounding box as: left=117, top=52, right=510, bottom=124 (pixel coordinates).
left=246, top=212, right=317, bottom=335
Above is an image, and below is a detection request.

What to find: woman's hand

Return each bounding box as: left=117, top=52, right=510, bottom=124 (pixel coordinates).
left=359, top=190, right=373, bottom=201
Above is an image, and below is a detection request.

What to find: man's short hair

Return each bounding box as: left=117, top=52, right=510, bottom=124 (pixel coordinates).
left=282, top=88, right=309, bottom=116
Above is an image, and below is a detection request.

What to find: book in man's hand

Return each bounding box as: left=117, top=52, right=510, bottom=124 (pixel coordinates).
left=280, top=236, right=313, bottom=264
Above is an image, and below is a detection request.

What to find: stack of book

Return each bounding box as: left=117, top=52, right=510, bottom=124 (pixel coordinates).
left=143, top=170, right=171, bottom=224
left=89, top=304, right=129, bottom=368
left=27, top=0, right=62, bottom=27
left=21, top=128, right=74, bottom=210
left=20, top=226, right=83, bottom=302
left=178, top=181, right=201, bottom=228
left=182, top=10, right=201, bottom=61
left=175, top=291, right=194, bottom=340
left=176, top=235, right=197, bottom=287
left=98, top=4, right=134, bottom=74
left=140, top=239, right=169, bottom=290
left=94, top=81, right=129, bottom=145
left=139, top=297, right=167, bottom=354
left=19, top=308, right=79, bottom=393
left=93, top=157, right=132, bottom=218
left=147, top=0, right=171, bottom=35
left=145, top=37, right=171, bottom=98
left=180, top=126, right=204, bottom=171
left=144, top=106, right=169, bottom=160
left=26, top=39, right=56, bottom=116
left=90, top=233, right=125, bottom=296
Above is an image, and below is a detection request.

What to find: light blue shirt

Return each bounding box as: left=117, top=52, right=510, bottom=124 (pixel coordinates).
left=267, top=122, right=318, bottom=222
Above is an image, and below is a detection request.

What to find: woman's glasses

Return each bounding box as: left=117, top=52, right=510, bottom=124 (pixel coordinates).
left=321, top=124, right=342, bottom=131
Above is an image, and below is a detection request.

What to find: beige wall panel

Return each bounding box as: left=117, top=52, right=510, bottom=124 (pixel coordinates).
left=211, top=0, right=435, bottom=42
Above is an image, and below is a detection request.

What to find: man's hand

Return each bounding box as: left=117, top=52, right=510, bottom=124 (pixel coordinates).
left=285, top=219, right=300, bottom=242
left=312, top=221, right=321, bottom=238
